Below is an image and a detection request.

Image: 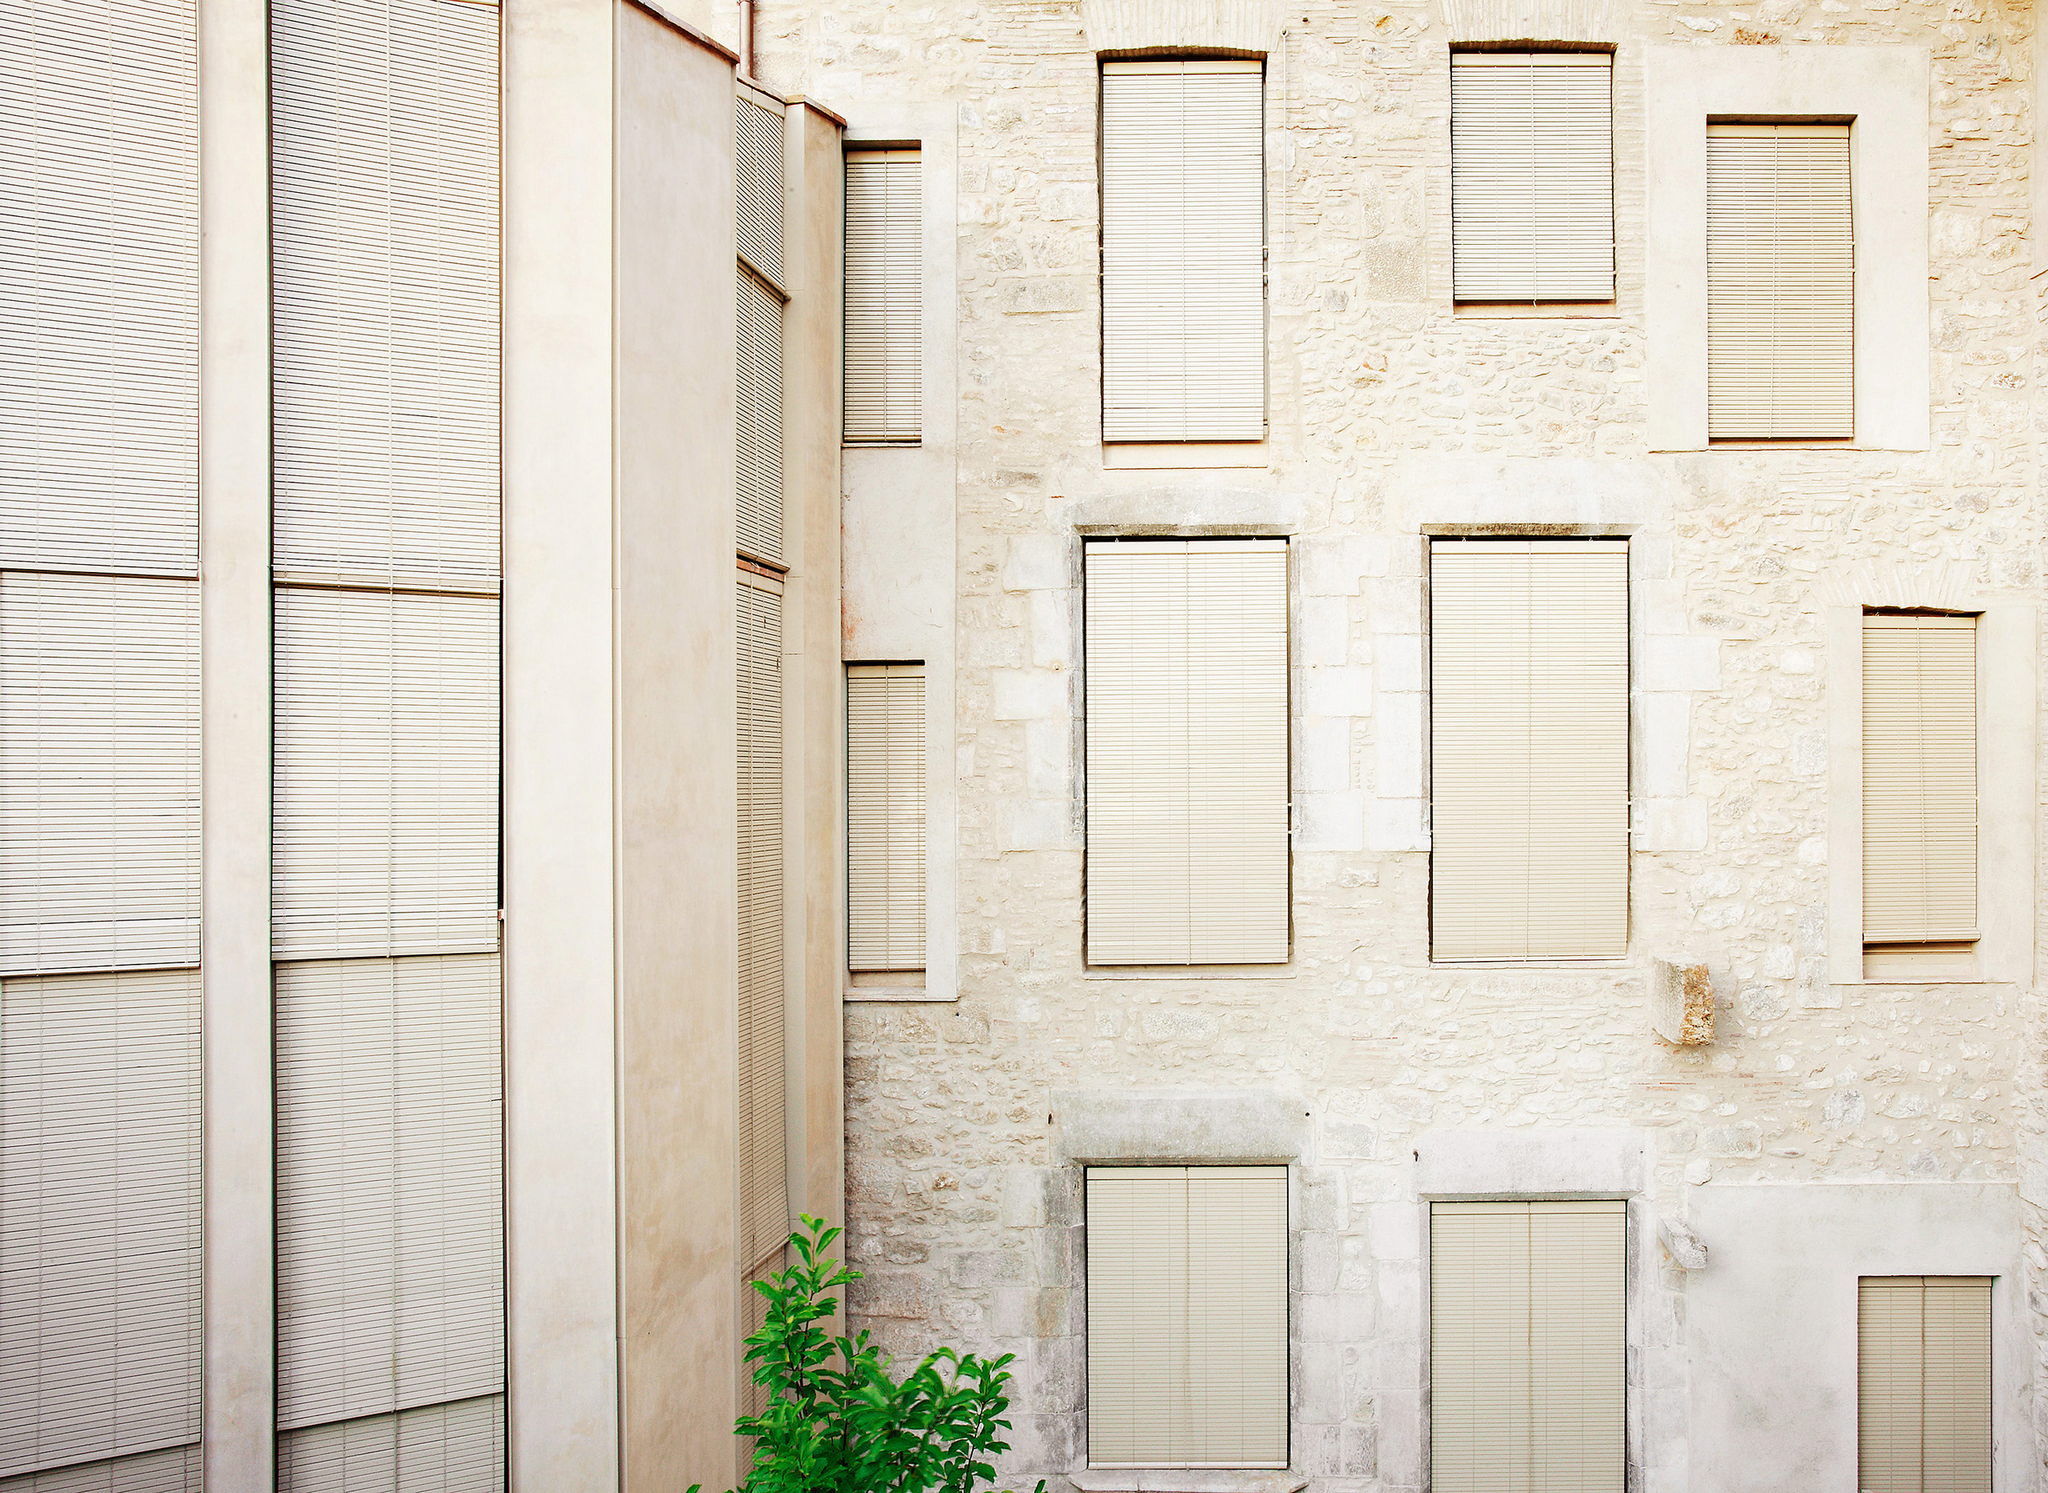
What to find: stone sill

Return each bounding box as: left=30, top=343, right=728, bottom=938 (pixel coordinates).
left=1071, top=1471, right=1307, bottom=1493
left=1082, top=965, right=1296, bottom=980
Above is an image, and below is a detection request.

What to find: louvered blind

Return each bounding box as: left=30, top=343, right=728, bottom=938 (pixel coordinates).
left=1086, top=1167, right=1287, bottom=1469
left=275, top=955, right=504, bottom=1431
left=846, top=664, right=925, bottom=972
left=843, top=151, right=923, bottom=444
left=1451, top=52, right=1614, bottom=302
left=1100, top=61, right=1266, bottom=443
left=3, top=1444, right=201, bottom=1492
left=0, top=0, right=199, bottom=577
left=737, top=268, right=785, bottom=564
left=278, top=1394, right=504, bottom=1493
left=0, top=575, right=200, bottom=976
left=737, top=573, right=787, bottom=1273
left=1858, top=1277, right=1992, bottom=1493
left=1430, top=540, right=1629, bottom=962
left=270, top=0, right=500, bottom=590
left=1084, top=539, right=1289, bottom=966
left=0, top=971, right=200, bottom=1478
left=1862, top=614, right=1976, bottom=945
left=736, top=95, right=785, bottom=285
left=272, top=588, right=500, bottom=960
left=1431, top=1201, right=1625, bottom=1493
left=1707, top=123, right=1854, bottom=440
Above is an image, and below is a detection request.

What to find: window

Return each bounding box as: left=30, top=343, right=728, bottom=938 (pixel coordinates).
left=1858, top=1277, right=1992, bottom=1493
left=737, top=93, right=786, bottom=563
left=1098, top=60, right=1265, bottom=443
left=1862, top=612, right=1977, bottom=979
left=1429, top=539, right=1629, bottom=961
left=1083, top=538, right=1288, bottom=965
left=846, top=663, right=925, bottom=973
left=1450, top=51, right=1614, bottom=303
left=1086, top=1166, right=1287, bottom=1468
left=736, top=570, right=787, bottom=1283
left=843, top=150, right=922, bottom=444
left=1430, top=1201, right=1626, bottom=1493
left=1706, top=122, right=1853, bottom=440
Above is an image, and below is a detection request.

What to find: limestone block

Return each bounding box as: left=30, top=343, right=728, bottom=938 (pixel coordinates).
left=1658, top=1216, right=1710, bottom=1271
left=1651, top=959, right=1715, bottom=1046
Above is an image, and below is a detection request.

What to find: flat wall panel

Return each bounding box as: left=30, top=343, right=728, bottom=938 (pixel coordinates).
left=0, top=575, right=200, bottom=975
left=272, top=587, right=500, bottom=960
left=737, top=574, right=787, bottom=1273
left=278, top=1395, right=504, bottom=1493
left=0, top=1445, right=200, bottom=1493
left=843, top=151, right=922, bottom=443
left=0, top=0, right=199, bottom=576
left=275, top=956, right=503, bottom=1431
left=1085, top=539, right=1289, bottom=966
left=846, top=664, right=925, bottom=971
left=1862, top=615, right=1976, bottom=944
left=270, top=0, right=499, bottom=589
left=0, top=972, right=199, bottom=1478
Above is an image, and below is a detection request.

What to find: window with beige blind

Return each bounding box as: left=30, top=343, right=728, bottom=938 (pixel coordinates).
left=1706, top=122, right=1854, bottom=440
left=1086, top=1166, right=1288, bottom=1469
left=1450, top=51, right=1614, bottom=303
left=844, top=150, right=922, bottom=444
left=1859, top=1277, right=1992, bottom=1493
left=1430, top=1201, right=1626, bottom=1493
left=1084, top=538, right=1289, bottom=966
left=1429, top=539, right=1629, bottom=962
left=1099, top=60, right=1265, bottom=443
left=1862, top=612, right=1977, bottom=979
left=846, top=663, right=925, bottom=973
left=737, top=569, right=788, bottom=1282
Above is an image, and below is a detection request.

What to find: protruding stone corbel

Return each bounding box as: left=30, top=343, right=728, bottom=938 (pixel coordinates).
left=1658, top=1216, right=1709, bottom=1271
left=1651, top=959, right=1715, bottom=1045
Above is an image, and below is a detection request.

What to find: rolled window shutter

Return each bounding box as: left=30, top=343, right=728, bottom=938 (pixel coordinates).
left=1085, top=539, right=1289, bottom=966
left=1086, top=1166, right=1287, bottom=1469
left=846, top=664, right=925, bottom=971
left=736, top=96, right=785, bottom=285
left=1430, top=540, right=1629, bottom=961
left=1451, top=52, right=1614, bottom=302
left=737, top=573, right=787, bottom=1272
left=278, top=1394, right=504, bottom=1493
left=0, top=970, right=200, bottom=1480
left=1707, top=123, right=1854, bottom=440
left=1100, top=61, right=1265, bottom=443
left=0, top=574, right=200, bottom=976
left=0, top=0, right=198, bottom=577
left=843, top=151, right=923, bottom=444
left=1858, top=1277, right=1991, bottom=1493
left=275, top=956, right=504, bottom=1431
left=737, top=267, right=785, bottom=564
left=1431, top=1201, right=1625, bottom=1493
left=271, top=588, right=501, bottom=960
left=1862, top=615, right=1976, bottom=944
left=270, top=0, right=500, bottom=589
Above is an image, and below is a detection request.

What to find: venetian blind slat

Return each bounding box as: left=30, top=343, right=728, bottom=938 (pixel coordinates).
left=737, top=574, right=788, bottom=1272
left=1862, top=615, right=1976, bottom=944
left=1706, top=123, right=1854, bottom=440
left=843, top=151, right=923, bottom=443
left=1430, top=540, right=1629, bottom=962
left=1451, top=52, right=1614, bottom=302
left=270, top=0, right=500, bottom=588
left=1100, top=61, right=1265, bottom=443
left=1084, top=540, right=1289, bottom=966
left=846, top=664, right=926, bottom=972
left=735, top=95, right=785, bottom=285
left=0, top=0, right=199, bottom=576
left=737, top=267, right=785, bottom=564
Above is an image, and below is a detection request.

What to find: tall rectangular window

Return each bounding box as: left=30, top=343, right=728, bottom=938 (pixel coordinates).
left=846, top=663, right=925, bottom=972
left=1099, top=60, right=1265, bottom=443
left=1429, top=539, right=1629, bottom=961
left=1706, top=122, right=1853, bottom=440
left=1430, top=1201, right=1626, bottom=1493
left=1859, top=1277, right=1992, bottom=1493
left=737, top=569, right=787, bottom=1281
left=1862, top=612, right=1977, bottom=978
left=843, top=150, right=922, bottom=444
left=1084, top=538, right=1288, bottom=966
left=1450, top=51, right=1614, bottom=303
left=737, top=93, right=786, bottom=563
left=1086, top=1166, right=1288, bottom=1469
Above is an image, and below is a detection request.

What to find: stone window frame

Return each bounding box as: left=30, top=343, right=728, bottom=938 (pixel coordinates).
left=1643, top=45, right=1929, bottom=453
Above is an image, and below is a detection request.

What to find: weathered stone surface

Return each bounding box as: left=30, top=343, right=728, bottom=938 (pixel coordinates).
left=1652, top=958, right=1716, bottom=1045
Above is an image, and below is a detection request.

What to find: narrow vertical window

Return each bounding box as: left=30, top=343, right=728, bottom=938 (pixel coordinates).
left=1084, top=538, right=1289, bottom=965
left=1099, top=60, right=1266, bottom=442
left=1858, top=1277, right=1992, bottom=1493
left=1862, top=612, right=1977, bottom=978
left=1450, top=51, right=1614, bottom=303
left=1086, top=1166, right=1288, bottom=1468
left=736, top=570, right=787, bottom=1281
left=843, top=150, right=922, bottom=444
left=1430, top=1201, right=1626, bottom=1493
left=845, top=663, right=925, bottom=973
left=1429, top=539, right=1629, bottom=961
left=736, top=93, right=787, bottom=563
left=1706, top=122, right=1854, bottom=439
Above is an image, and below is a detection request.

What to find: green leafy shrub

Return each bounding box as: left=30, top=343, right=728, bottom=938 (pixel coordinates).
left=704, top=1214, right=1046, bottom=1493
